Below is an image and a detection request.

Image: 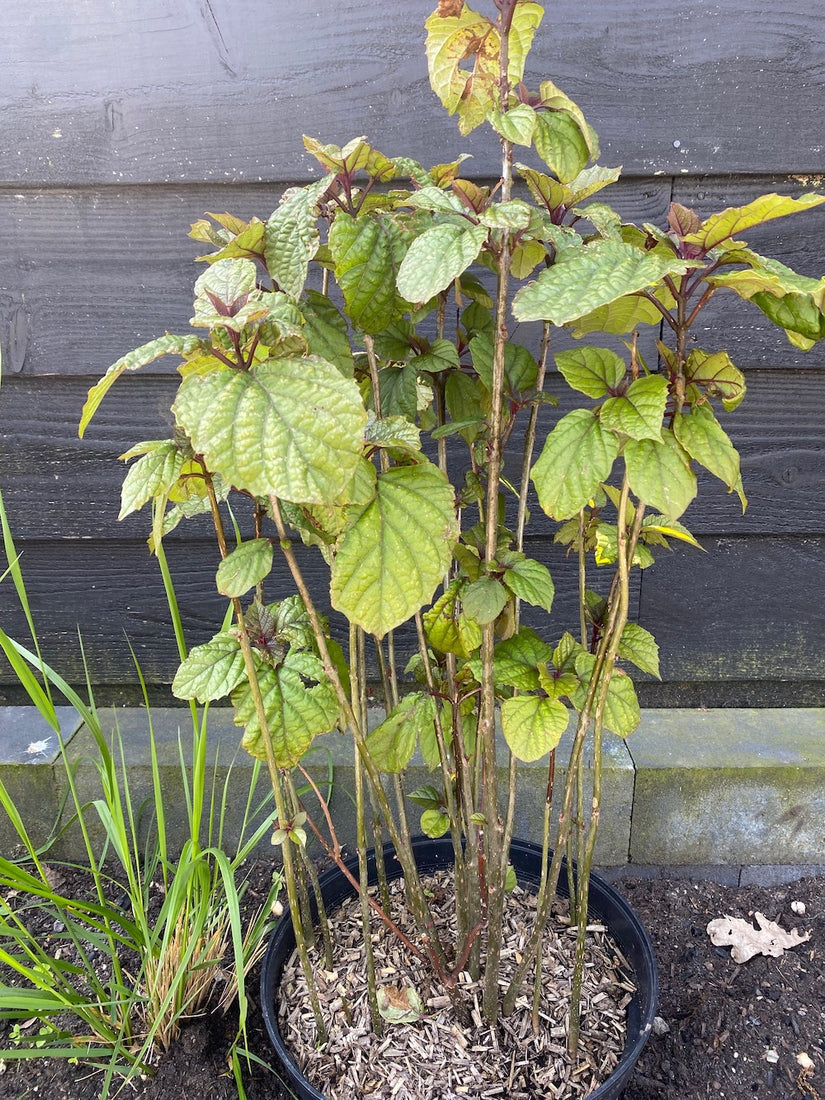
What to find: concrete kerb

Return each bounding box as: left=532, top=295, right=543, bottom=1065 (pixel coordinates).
left=1, top=705, right=823, bottom=875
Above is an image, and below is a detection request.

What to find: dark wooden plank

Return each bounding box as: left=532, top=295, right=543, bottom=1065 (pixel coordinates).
left=0, top=535, right=635, bottom=692
left=2, top=365, right=823, bottom=541
left=671, top=177, right=825, bottom=370
left=0, top=180, right=670, bottom=377
left=637, top=535, right=825, bottom=683
left=1, top=2, right=823, bottom=185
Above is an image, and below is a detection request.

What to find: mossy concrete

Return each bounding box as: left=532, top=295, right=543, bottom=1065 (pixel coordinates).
left=627, top=708, right=825, bottom=865
left=0, top=706, right=83, bottom=856
left=3, top=705, right=823, bottom=870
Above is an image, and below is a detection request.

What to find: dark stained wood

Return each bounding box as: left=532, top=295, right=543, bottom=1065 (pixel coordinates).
left=1, top=2, right=823, bottom=184
left=637, top=535, right=825, bottom=683
left=0, top=180, right=670, bottom=378
left=0, top=536, right=635, bottom=693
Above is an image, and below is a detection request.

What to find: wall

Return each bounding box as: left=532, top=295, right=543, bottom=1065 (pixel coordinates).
left=1, top=0, right=824, bottom=706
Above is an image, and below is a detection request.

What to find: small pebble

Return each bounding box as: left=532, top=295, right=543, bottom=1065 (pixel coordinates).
left=765, top=1049, right=779, bottom=1064
left=791, top=900, right=806, bottom=916
left=653, top=1016, right=671, bottom=1036
left=797, top=1052, right=815, bottom=1071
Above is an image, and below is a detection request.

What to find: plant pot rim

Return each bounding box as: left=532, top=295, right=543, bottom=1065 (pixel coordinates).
left=261, top=836, right=658, bottom=1100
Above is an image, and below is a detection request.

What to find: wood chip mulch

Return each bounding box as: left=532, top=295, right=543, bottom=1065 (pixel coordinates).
left=277, top=870, right=635, bottom=1100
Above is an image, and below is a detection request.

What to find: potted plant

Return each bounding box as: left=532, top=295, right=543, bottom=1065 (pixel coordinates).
left=79, top=1, right=825, bottom=1095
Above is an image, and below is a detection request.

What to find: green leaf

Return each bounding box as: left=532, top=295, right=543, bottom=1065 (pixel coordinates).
left=365, top=411, right=422, bottom=453
left=408, top=784, right=444, bottom=810
left=331, top=462, right=457, bottom=637
left=467, top=626, right=553, bottom=690
left=502, top=556, right=555, bottom=613
left=513, top=241, right=689, bottom=326
left=172, top=632, right=245, bottom=702
left=233, top=650, right=338, bottom=768
left=422, top=580, right=482, bottom=658
left=479, top=199, right=534, bottom=231
left=415, top=338, right=460, bottom=374
left=574, top=655, right=641, bottom=737
left=119, top=441, right=184, bottom=520
left=420, top=807, right=451, bottom=839
left=173, top=356, right=366, bottom=504
left=264, top=177, right=330, bottom=298
left=533, top=110, right=590, bottom=184
left=600, top=374, right=668, bottom=441
left=490, top=103, right=538, bottom=146
left=618, top=623, right=660, bottom=678
left=216, top=539, right=274, bottom=598
left=673, top=405, right=746, bottom=510
left=302, top=135, right=396, bottom=181
left=79, top=334, right=206, bottom=438
left=396, top=222, right=487, bottom=304
left=555, top=347, right=626, bottom=398
left=329, top=212, right=409, bottom=334
left=300, top=289, right=355, bottom=376
left=501, top=695, right=569, bottom=762
left=462, top=576, right=508, bottom=625
left=682, top=192, right=825, bottom=252
left=531, top=409, right=619, bottom=520
left=684, top=349, right=747, bottom=411
left=377, top=363, right=419, bottom=420
left=568, top=294, right=665, bottom=338
left=365, top=692, right=436, bottom=774
left=470, top=333, right=538, bottom=396
left=191, top=258, right=267, bottom=331
left=624, top=430, right=697, bottom=519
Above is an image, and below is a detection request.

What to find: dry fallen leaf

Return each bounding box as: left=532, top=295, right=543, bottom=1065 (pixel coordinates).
left=376, top=984, right=424, bottom=1024
left=707, top=911, right=811, bottom=963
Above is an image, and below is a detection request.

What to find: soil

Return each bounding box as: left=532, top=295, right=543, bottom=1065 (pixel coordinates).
left=1, top=866, right=823, bottom=1100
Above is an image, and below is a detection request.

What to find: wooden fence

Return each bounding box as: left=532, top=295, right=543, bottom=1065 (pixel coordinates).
left=1, top=0, right=823, bottom=706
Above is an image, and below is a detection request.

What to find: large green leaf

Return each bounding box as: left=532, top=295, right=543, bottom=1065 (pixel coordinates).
left=600, top=374, right=668, bottom=441
left=396, top=222, right=487, bottom=305
left=79, top=334, right=206, bottom=438
left=365, top=692, right=436, bottom=774
left=173, top=356, right=366, bottom=504
left=513, top=241, right=689, bottom=325
left=467, top=626, right=553, bottom=691
left=233, top=650, right=339, bottom=768
left=568, top=294, right=665, bottom=338
left=681, top=192, right=825, bottom=252
left=618, top=623, right=660, bottom=679
left=501, top=695, right=569, bottom=762
left=264, top=177, right=330, bottom=299
left=331, top=462, right=457, bottom=637
left=533, top=110, right=590, bottom=184
left=329, top=212, right=409, bottom=334
left=555, top=347, right=626, bottom=398
left=531, top=409, right=619, bottom=520
left=470, top=332, right=538, bottom=396
left=300, top=289, right=355, bottom=376
left=172, top=632, right=246, bottom=702
left=462, top=576, right=508, bottom=625
left=673, top=405, right=746, bottom=510
left=216, top=539, right=274, bottom=598
left=624, top=430, right=697, bottom=519
left=119, top=441, right=184, bottom=520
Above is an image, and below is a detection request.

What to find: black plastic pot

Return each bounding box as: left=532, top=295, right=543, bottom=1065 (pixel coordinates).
left=261, top=837, right=657, bottom=1100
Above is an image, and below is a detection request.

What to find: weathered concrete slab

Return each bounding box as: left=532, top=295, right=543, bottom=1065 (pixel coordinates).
left=52, top=706, right=634, bottom=864
left=628, top=709, right=825, bottom=866
left=0, top=706, right=82, bottom=856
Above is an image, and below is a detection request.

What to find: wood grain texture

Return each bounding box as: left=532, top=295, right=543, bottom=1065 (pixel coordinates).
left=637, top=535, right=825, bottom=683
left=3, top=366, right=822, bottom=542
left=0, top=1, right=822, bottom=184
left=0, top=180, right=670, bottom=377
left=0, top=536, right=637, bottom=691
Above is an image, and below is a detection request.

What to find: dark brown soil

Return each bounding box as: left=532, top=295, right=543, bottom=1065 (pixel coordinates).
left=1, top=868, right=822, bottom=1100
